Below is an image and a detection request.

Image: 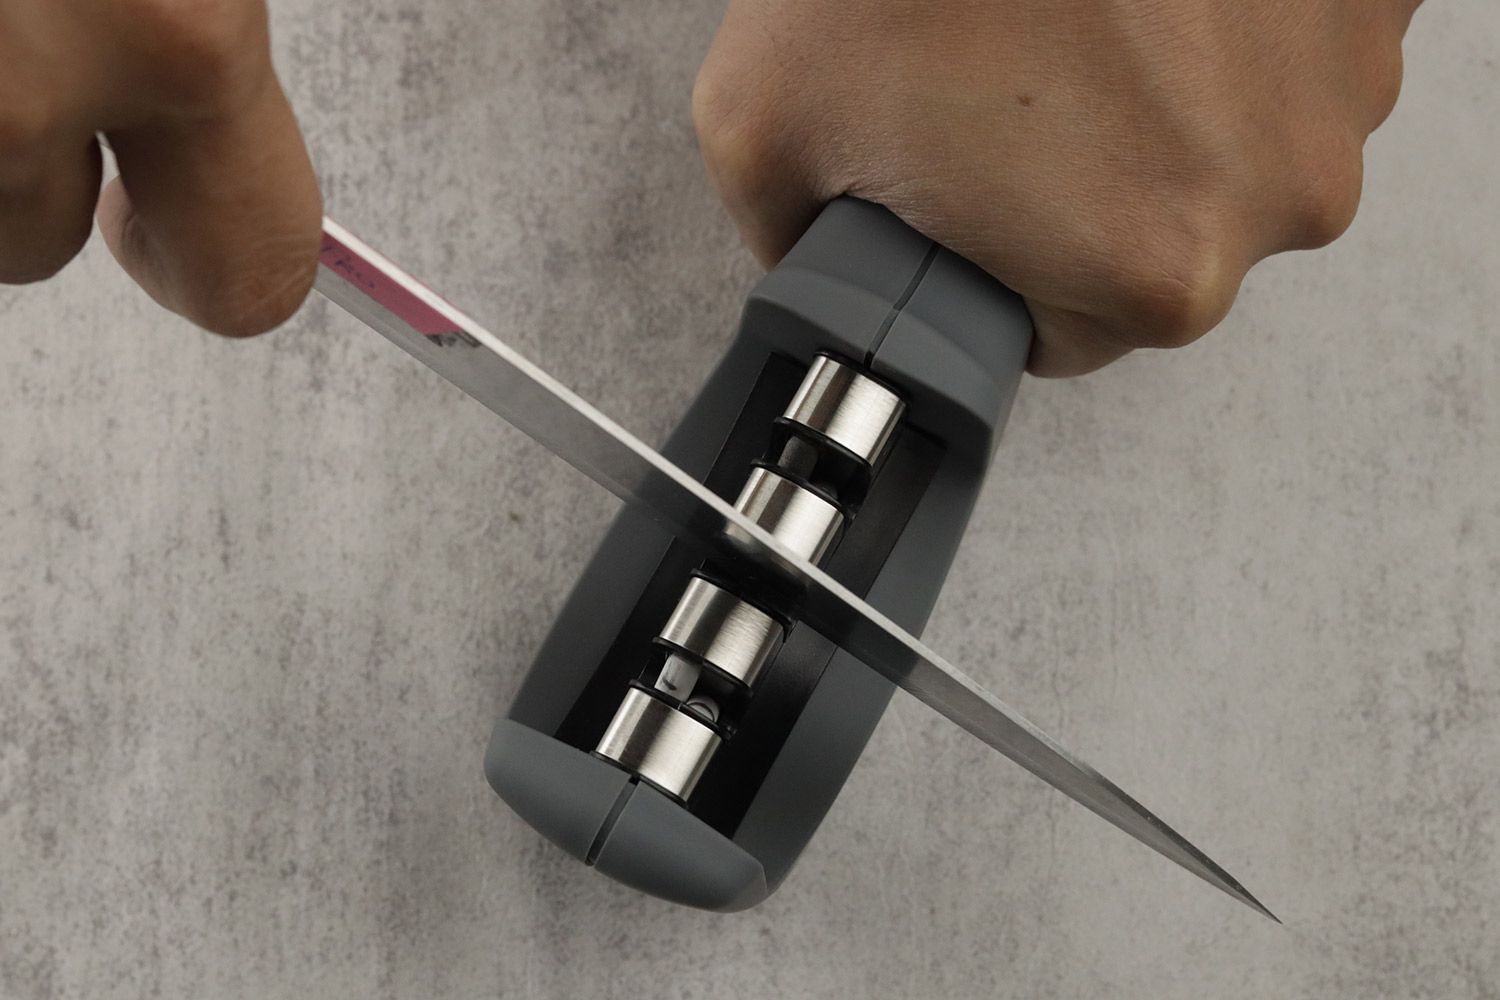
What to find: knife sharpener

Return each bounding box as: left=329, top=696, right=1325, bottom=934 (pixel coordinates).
left=486, top=197, right=1032, bottom=910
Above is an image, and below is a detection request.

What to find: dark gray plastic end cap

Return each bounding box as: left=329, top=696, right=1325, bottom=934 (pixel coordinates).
left=592, top=781, right=769, bottom=913
left=485, top=718, right=631, bottom=863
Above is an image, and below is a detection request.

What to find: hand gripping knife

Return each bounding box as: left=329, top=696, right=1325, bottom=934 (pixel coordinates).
left=486, top=198, right=1034, bottom=910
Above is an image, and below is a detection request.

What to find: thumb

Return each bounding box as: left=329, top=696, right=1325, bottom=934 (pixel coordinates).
left=98, top=75, right=322, bottom=338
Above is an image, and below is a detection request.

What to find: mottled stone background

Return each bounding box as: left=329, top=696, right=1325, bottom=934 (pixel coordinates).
left=1, top=2, right=1496, bottom=998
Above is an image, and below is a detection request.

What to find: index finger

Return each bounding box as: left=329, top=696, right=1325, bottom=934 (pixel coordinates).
left=98, top=72, right=322, bottom=337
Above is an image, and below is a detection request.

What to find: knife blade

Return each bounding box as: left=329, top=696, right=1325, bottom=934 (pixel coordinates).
left=313, top=218, right=1275, bottom=920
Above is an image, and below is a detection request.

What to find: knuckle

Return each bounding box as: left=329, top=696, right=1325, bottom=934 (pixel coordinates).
left=692, top=64, right=779, bottom=187
left=1367, top=47, right=1406, bottom=130
left=690, top=64, right=737, bottom=151
left=0, top=94, right=56, bottom=168
left=1100, top=213, right=1237, bottom=349
left=1288, top=144, right=1364, bottom=249
left=127, top=0, right=267, bottom=111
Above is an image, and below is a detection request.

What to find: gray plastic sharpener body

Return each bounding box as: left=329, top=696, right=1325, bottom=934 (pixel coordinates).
left=485, top=197, right=1033, bottom=910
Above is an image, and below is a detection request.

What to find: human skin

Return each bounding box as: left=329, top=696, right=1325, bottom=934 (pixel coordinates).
left=693, top=0, right=1424, bottom=374
left=0, top=0, right=321, bottom=336
left=0, top=0, right=1420, bottom=368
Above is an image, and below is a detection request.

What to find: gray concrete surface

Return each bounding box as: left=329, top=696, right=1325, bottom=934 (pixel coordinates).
left=2, top=2, right=1497, bottom=997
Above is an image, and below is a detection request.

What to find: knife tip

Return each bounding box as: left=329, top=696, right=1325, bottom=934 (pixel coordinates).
left=1224, top=879, right=1280, bottom=924
left=1247, top=894, right=1282, bottom=925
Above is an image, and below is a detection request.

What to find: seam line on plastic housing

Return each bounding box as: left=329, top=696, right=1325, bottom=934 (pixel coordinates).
left=865, top=241, right=939, bottom=365
left=585, top=777, right=638, bottom=866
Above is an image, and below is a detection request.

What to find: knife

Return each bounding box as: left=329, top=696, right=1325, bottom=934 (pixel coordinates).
left=313, top=213, right=1275, bottom=920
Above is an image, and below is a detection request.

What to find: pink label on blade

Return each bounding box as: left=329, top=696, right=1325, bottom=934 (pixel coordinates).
left=319, top=233, right=460, bottom=337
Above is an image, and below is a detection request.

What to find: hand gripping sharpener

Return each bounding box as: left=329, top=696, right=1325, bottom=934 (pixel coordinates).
left=485, top=197, right=1032, bottom=910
